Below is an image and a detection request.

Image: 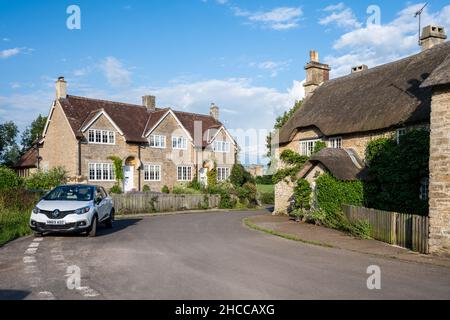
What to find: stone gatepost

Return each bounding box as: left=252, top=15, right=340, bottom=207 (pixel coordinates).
left=429, top=85, right=450, bottom=254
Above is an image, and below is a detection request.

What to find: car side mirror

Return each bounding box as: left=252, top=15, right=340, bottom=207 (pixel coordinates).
left=95, top=196, right=102, bottom=205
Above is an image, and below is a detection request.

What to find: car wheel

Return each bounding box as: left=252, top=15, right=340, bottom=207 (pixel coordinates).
left=88, top=215, right=98, bottom=237
left=105, top=209, right=114, bottom=229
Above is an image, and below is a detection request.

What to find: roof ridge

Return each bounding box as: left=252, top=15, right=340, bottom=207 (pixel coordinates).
left=67, top=95, right=148, bottom=110
left=325, top=41, right=450, bottom=84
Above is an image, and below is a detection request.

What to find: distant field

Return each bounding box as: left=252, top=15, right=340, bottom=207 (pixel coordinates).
left=257, top=184, right=274, bottom=193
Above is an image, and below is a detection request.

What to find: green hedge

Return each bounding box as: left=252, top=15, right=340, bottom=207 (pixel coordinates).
left=0, top=167, right=23, bottom=190
left=316, top=173, right=364, bottom=215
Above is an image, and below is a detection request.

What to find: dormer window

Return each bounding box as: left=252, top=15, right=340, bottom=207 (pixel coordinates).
left=149, top=135, right=166, bottom=148
left=88, top=129, right=115, bottom=145
left=213, top=141, right=230, bottom=153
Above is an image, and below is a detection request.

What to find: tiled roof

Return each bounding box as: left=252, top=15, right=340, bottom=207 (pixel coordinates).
left=58, top=95, right=224, bottom=145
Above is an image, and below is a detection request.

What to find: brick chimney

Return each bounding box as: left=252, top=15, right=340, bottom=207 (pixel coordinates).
left=210, top=103, right=219, bottom=121
left=421, top=25, right=447, bottom=51
left=56, top=76, right=67, bottom=99
left=142, top=95, right=156, bottom=112
left=303, top=50, right=331, bottom=98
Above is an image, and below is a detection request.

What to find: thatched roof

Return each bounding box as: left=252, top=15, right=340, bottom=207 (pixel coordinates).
left=421, top=54, right=450, bottom=88
left=13, top=147, right=38, bottom=169
left=300, top=148, right=367, bottom=181
left=279, top=42, right=450, bottom=144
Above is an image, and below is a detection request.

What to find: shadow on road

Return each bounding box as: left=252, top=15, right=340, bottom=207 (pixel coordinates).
left=0, top=290, right=30, bottom=300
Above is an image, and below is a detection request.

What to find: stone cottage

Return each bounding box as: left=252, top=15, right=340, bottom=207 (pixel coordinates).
left=274, top=25, right=450, bottom=253
left=15, top=78, right=238, bottom=192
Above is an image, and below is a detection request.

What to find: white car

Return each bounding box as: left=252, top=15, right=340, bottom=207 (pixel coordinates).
left=30, top=185, right=115, bottom=237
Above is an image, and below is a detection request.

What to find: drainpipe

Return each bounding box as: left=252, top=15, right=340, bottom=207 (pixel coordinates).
left=138, top=145, right=142, bottom=192
left=78, top=139, right=82, bottom=176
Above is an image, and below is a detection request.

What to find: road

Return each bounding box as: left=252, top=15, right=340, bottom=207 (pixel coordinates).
left=0, top=210, right=449, bottom=300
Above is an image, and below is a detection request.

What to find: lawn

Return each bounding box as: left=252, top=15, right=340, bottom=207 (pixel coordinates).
left=256, top=184, right=274, bottom=194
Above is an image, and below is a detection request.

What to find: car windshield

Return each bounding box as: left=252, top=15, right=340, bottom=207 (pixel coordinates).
left=43, top=186, right=94, bottom=202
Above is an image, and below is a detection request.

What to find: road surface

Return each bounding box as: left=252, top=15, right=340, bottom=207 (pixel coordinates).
left=0, top=211, right=449, bottom=300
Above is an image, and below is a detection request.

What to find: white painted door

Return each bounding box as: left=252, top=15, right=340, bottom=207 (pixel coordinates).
left=123, top=166, right=134, bottom=192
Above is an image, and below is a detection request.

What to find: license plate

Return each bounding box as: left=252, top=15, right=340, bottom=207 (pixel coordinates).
left=46, top=220, right=65, bottom=225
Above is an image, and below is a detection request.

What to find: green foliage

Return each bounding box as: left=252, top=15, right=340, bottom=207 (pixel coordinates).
left=25, top=167, right=67, bottom=190
left=316, top=173, right=364, bottom=216
left=107, top=156, right=124, bottom=184
left=230, top=164, right=254, bottom=187
left=109, top=185, right=122, bottom=194
left=142, top=185, right=151, bottom=192
left=173, top=184, right=203, bottom=195
left=272, top=150, right=309, bottom=184
left=219, top=193, right=237, bottom=209
left=255, top=175, right=273, bottom=185
left=207, top=165, right=218, bottom=188
left=0, top=166, right=23, bottom=190
left=0, top=121, right=19, bottom=166
left=266, top=100, right=303, bottom=158
left=364, top=130, right=429, bottom=215
left=293, top=179, right=312, bottom=210
left=161, top=185, right=170, bottom=194
left=188, top=174, right=202, bottom=190
left=313, top=141, right=327, bottom=154
left=20, top=115, right=47, bottom=152
left=259, top=192, right=275, bottom=205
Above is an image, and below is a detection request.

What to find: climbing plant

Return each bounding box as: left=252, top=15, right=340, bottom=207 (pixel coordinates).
left=108, top=156, right=124, bottom=185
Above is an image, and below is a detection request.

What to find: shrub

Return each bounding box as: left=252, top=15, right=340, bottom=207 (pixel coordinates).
left=293, top=179, right=312, bottom=211
left=161, top=185, right=170, bottom=194
left=316, top=173, right=364, bottom=217
left=219, top=193, right=237, bottom=209
left=25, top=167, right=67, bottom=191
left=142, top=185, right=150, bottom=192
left=173, top=185, right=202, bottom=195
left=109, top=185, right=122, bottom=194
left=0, top=167, right=23, bottom=190
left=108, top=156, right=124, bottom=184
left=259, top=192, right=274, bottom=205
left=188, top=177, right=202, bottom=191
left=230, top=164, right=254, bottom=187
left=255, top=175, right=273, bottom=185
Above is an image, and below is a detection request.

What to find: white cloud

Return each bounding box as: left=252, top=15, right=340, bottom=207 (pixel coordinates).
left=0, top=48, right=24, bottom=59
left=233, top=7, right=303, bottom=30
left=100, top=56, right=132, bottom=87
left=319, top=7, right=362, bottom=30
left=324, top=4, right=450, bottom=78
left=249, top=60, right=290, bottom=77
left=323, top=3, right=346, bottom=12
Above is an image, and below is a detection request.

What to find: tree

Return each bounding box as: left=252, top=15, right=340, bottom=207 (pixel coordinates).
left=266, top=100, right=302, bottom=158
left=21, top=114, right=47, bottom=152
left=0, top=121, right=19, bottom=166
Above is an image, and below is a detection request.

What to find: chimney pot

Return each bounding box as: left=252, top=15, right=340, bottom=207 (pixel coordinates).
left=210, top=103, right=219, bottom=121
left=56, top=76, right=67, bottom=99
left=142, top=95, right=156, bottom=111
left=351, top=64, right=369, bottom=74
left=420, top=25, right=447, bottom=51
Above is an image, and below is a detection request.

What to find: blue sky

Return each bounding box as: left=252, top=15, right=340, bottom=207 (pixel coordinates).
left=1, top=0, right=450, bottom=164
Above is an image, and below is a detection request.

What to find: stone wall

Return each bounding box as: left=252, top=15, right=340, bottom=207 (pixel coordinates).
left=40, top=102, right=78, bottom=175
left=428, top=86, right=450, bottom=254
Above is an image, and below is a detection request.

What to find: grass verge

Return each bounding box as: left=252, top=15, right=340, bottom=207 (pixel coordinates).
left=243, top=217, right=334, bottom=248
left=0, top=209, right=32, bottom=247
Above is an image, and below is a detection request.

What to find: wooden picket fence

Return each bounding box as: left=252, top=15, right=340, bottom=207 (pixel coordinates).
left=342, top=205, right=429, bottom=254
left=112, top=193, right=220, bottom=215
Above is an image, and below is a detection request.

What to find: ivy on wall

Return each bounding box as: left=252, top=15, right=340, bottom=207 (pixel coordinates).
left=272, top=150, right=309, bottom=184
left=364, top=129, right=430, bottom=215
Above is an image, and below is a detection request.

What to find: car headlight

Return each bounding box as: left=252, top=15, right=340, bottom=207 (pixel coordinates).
left=75, top=206, right=91, bottom=215
left=32, top=207, right=40, bottom=214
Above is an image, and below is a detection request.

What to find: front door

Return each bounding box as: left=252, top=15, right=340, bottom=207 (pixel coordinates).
left=123, top=166, right=134, bottom=193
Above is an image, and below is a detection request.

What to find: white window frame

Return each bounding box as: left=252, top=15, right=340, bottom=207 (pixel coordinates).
left=88, top=129, right=116, bottom=145
left=213, top=141, right=231, bottom=153
left=149, top=135, right=166, bottom=149
left=88, top=163, right=115, bottom=181
left=144, top=164, right=161, bottom=182
left=177, top=166, right=193, bottom=181
left=396, top=128, right=407, bottom=144
left=420, top=178, right=429, bottom=201
left=172, top=136, right=188, bottom=150
left=300, top=139, right=321, bottom=157
left=217, top=167, right=230, bottom=182
left=328, top=137, right=342, bottom=149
